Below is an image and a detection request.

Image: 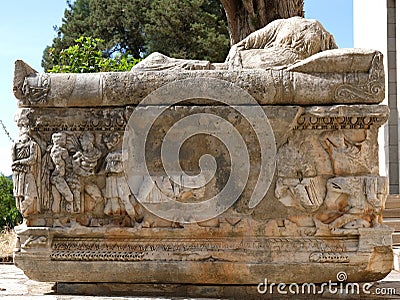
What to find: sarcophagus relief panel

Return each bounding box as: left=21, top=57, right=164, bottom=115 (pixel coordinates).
left=12, top=99, right=392, bottom=284
left=11, top=17, right=393, bottom=285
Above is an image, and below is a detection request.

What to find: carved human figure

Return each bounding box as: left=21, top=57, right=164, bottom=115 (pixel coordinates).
left=72, top=132, right=102, bottom=212
left=12, top=133, right=41, bottom=217
left=22, top=73, right=50, bottom=103
left=50, top=132, right=74, bottom=213
left=73, top=132, right=101, bottom=176
left=103, top=133, right=136, bottom=218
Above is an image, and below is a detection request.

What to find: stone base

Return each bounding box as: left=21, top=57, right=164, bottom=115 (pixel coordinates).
left=14, top=224, right=394, bottom=285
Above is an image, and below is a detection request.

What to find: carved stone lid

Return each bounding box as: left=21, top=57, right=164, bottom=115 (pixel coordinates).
left=13, top=49, right=385, bottom=108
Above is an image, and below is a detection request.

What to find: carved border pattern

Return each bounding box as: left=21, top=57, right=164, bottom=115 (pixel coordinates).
left=51, top=250, right=145, bottom=261
left=50, top=237, right=355, bottom=262
left=52, top=237, right=267, bottom=252
left=309, top=252, right=350, bottom=263
left=30, top=108, right=129, bottom=132
left=335, top=81, right=384, bottom=101
left=295, top=115, right=383, bottom=130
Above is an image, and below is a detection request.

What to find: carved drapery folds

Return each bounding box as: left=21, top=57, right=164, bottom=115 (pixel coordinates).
left=11, top=114, right=135, bottom=226
left=12, top=133, right=41, bottom=217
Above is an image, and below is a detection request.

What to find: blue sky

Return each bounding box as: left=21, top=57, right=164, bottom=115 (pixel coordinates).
left=305, top=0, right=353, bottom=48
left=0, top=0, right=353, bottom=175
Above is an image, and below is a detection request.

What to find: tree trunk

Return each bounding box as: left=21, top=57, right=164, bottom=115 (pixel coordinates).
left=220, top=0, right=304, bottom=45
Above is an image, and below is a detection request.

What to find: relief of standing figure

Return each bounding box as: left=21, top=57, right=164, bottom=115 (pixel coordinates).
left=72, top=132, right=103, bottom=213
left=12, top=110, right=41, bottom=217
left=103, top=133, right=136, bottom=219
left=50, top=132, right=74, bottom=213
left=12, top=132, right=41, bottom=217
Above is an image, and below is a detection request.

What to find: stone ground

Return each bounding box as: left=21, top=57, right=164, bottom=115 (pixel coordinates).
left=0, top=263, right=190, bottom=300
left=2, top=263, right=400, bottom=300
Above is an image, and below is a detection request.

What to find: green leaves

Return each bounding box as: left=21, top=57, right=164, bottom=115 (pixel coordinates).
left=144, top=0, right=229, bottom=62
left=0, top=175, right=21, bottom=229
left=47, top=36, right=140, bottom=73
left=42, top=0, right=230, bottom=71
left=42, top=0, right=148, bottom=71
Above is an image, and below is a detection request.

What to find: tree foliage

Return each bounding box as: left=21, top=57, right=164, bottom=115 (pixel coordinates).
left=43, top=0, right=91, bottom=70
left=144, top=0, right=229, bottom=62
left=42, top=0, right=229, bottom=71
left=47, top=37, right=140, bottom=73
left=43, top=0, right=147, bottom=71
left=0, top=175, right=21, bottom=229
left=87, top=0, right=148, bottom=58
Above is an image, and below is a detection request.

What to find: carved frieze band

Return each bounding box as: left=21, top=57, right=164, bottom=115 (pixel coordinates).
left=28, top=107, right=129, bottom=132
left=309, top=252, right=350, bottom=263
left=51, top=251, right=145, bottom=261
left=50, top=237, right=356, bottom=262
left=21, top=106, right=388, bottom=132
left=294, top=104, right=388, bottom=130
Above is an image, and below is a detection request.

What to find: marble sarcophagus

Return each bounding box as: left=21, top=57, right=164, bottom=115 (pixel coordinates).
left=12, top=17, right=393, bottom=285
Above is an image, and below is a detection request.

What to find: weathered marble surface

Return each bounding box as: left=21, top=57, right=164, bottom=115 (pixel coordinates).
left=12, top=103, right=392, bottom=283
left=14, top=47, right=384, bottom=107
left=225, top=16, right=338, bottom=70
left=12, top=17, right=392, bottom=285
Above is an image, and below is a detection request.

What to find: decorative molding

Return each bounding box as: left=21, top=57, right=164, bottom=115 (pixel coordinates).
left=51, top=250, right=145, bottom=261
left=309, top=252, right=350, bottom=263
left=50, top=237, right=354, bottom=262
left=295, top=115, right=383, bottom=130
left=31, top=108, right=128, bottom=132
